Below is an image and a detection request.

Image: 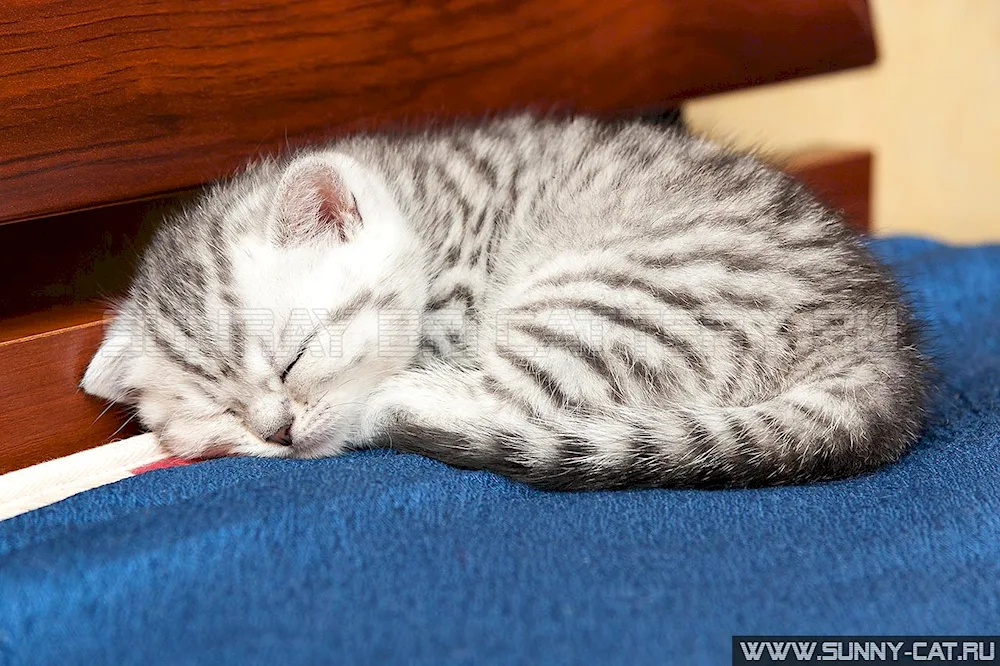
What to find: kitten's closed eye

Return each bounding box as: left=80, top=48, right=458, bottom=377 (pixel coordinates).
left=280, top=335, right=313, bottom=382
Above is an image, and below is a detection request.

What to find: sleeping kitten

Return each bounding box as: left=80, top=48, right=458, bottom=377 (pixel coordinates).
left=82, top=116, right=926, bottom=489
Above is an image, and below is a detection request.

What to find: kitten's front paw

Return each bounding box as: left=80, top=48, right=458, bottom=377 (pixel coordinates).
left=288, top=382, right=412, bottom=458
left=357, top=363, right=494, bottom=440
left=355, top=368, right=463, bottom=441
left=357, top=383, right=411, bottom=440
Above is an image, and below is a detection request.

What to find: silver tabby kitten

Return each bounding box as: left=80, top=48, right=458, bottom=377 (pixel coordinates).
left=83, top=116, right=925, bottom=489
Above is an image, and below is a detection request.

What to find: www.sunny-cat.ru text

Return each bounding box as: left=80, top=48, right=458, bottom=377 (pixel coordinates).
left=734, top=636, right=996, bottom=663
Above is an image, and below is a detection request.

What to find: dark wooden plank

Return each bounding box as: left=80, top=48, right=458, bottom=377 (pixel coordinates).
left=0, top=0, right=876, bottom=224
left=785, top=150, right=872, bottom=233
left=0, top=308, right=139, bottom=474
left=0, top=193, right=192, bottom=320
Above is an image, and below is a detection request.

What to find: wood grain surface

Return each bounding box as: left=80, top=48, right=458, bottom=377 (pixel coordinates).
left=786, top=150, right=872, bottom=233
left=0, top=309, right=138, bottom=474
left=0, top=0, right=876, bottom=225
left=0, top=194, right=191, bottom=320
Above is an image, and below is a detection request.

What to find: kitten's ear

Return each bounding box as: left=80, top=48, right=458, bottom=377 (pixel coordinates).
left=273, top=156, right=361, bottom=245
left=81, top=315, right=135, bottom=402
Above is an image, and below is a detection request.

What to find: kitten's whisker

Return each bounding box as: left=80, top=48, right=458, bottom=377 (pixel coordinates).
left=91, top=399, right=121, bottom=426
left=107, top=412, right=138, bottom=441
left=326, top=401, right=370, bottom=411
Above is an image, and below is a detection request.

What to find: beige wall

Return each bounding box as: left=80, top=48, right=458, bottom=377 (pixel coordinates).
left=684, top=0, right=1000, bottom=244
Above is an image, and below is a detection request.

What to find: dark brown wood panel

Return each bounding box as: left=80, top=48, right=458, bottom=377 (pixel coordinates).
left=0, top=309, right=138, bottom=473
left=0, top=0, right=875, bottom=224
left=786, top=150, right=872, bottom=233
left=0, top=193, right=193, bottom=320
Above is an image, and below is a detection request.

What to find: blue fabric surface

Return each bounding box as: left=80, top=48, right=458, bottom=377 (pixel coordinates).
left=1, top=238, right=997, bottom=665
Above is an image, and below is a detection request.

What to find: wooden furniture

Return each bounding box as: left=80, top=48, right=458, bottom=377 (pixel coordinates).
left=0, top=0, right=877, bottom=473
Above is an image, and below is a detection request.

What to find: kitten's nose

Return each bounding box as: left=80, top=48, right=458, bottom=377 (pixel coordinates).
left=266, top=424, right=293, bottom=446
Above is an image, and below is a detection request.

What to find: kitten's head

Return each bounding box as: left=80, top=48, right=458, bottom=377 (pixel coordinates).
left=82, top=152, right=428, bottom=459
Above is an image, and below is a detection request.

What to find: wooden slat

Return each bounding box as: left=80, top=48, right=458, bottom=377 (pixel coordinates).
left=0, top=149, right=873, bottom=473
left=786, top=150, right=872, bottom=233
left=0, top=308, right=138, bottom=474
left=0, top=0, right=876, bottom=225
left=0, top=194, right=191, bottom=320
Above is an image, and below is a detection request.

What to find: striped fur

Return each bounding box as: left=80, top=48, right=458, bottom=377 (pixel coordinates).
left=82, top=116, right=926, bottom=489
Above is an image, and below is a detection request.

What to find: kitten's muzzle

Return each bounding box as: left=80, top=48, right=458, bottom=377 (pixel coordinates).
left=266, top=424, right=294, bottom=446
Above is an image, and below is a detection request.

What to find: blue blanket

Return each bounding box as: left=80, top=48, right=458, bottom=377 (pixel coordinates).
left=1, top=238, right=997, bottom=665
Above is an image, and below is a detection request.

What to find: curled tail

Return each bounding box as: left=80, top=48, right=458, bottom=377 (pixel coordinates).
left=365, top=355, right=925, bottom=490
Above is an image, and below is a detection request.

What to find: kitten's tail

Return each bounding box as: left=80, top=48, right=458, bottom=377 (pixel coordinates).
left=371, top=360, right=925, bottom=490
